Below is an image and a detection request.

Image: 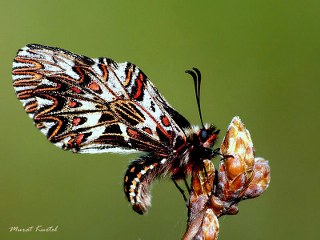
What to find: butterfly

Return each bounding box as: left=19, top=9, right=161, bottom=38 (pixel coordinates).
left=12, top=44, right=220, bottom=214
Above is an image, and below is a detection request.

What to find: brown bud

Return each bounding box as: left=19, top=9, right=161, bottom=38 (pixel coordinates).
left=241, top=157, right=270, bottom=199
left=218, top=116, right=255, bottom=200
left=199, top=209, right=219, bottom=240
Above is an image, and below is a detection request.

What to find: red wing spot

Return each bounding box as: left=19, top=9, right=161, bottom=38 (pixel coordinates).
left=142, top=127, right=152, bottom=134
left=127, top=129, right=139, bottom=138
left=72, top=117, right=82, bottom=126
left=66, top=134, right=84, bottom=149
left=68, top=101, right=77, bottom=108
left=75, top=134, right=85, bottom=146
left=161, top=115, right=170, bottom=127
left=133, top=73, right=144, bottom=100
left=88, top=82, right=100, bottom=92
left=71, top=86, right=82, bottom=94
left=72, top=116, right=87, bottom=126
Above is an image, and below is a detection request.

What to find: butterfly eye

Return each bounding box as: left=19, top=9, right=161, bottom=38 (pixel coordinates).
left=200, top=130, right=208, bottom=141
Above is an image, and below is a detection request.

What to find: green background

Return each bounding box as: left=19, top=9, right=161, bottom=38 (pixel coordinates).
left=1, top=0, right=319, bottom=239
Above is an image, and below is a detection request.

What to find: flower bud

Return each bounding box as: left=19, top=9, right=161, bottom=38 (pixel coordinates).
left=218, top=116, right=255, bottom=200
left=241, top=157, right=270, bottom=199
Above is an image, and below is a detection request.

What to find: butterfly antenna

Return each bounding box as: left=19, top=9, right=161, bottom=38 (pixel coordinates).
left=185, top=67, right=204, bottom=128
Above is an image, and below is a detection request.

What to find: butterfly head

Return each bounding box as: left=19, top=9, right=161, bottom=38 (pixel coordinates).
left=198, top=124, right=220, bottom=149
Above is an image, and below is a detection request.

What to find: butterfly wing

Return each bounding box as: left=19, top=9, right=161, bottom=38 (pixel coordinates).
left=12, top=44, right=190, bottom=154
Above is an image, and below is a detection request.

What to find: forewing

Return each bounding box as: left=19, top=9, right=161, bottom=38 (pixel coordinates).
left=12, top=44, right=190, bottom=154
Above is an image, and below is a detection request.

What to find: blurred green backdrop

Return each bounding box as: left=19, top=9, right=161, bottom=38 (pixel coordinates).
left=1, top=0, right=319, bottom=239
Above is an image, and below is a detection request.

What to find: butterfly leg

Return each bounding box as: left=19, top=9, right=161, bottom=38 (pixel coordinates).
left=183, top=177, right=191, bottom=193
left=171, top=178, right=188, bottom=205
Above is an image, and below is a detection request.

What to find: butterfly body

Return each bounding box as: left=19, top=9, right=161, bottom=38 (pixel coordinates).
left=12, top=44, right=219, bottom=214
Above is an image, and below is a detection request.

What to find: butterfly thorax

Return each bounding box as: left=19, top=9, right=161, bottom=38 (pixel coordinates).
left=170, top=124, right=220, bottom=178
